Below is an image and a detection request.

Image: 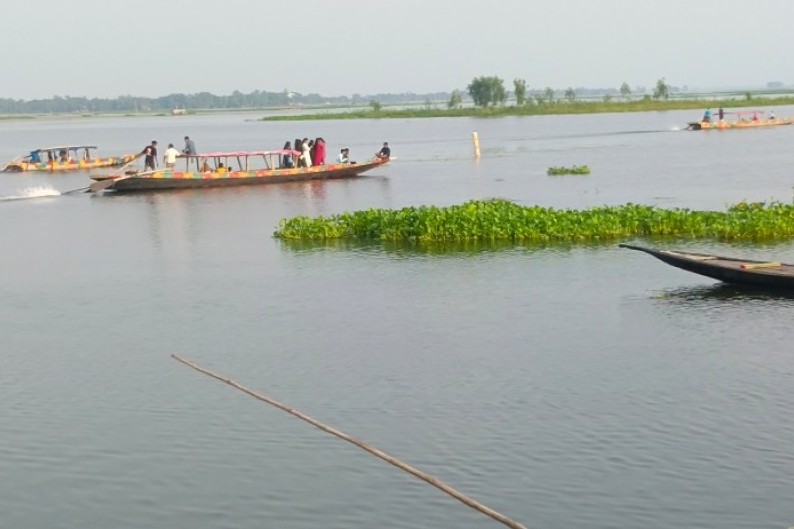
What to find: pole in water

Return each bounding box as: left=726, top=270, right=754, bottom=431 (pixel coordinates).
left=171, top=354, right=528, bottom=529
left=472, top=132, right=481, bottom=158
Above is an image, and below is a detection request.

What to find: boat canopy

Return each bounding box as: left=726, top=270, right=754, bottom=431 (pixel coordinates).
left=33, top=145, right=98, bottom=153
left=182, top=150, right=296, bottom=158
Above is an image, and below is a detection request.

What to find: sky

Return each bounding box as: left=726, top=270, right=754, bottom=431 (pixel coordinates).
left=2, top=0, right=792, bottom=100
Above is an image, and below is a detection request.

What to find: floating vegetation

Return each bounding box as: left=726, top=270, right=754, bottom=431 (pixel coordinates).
left=547, top=165, right=590, bottom=176
left=274, top=199, right=794, bottom=244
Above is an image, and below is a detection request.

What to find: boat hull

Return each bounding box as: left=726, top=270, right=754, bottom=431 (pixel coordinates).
left=620, top=244, right=794, bottom=289
left=91, top=159, right=388, bottom=191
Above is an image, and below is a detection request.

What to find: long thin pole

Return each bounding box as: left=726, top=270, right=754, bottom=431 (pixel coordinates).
left=171, top=354, right=528, bottom=529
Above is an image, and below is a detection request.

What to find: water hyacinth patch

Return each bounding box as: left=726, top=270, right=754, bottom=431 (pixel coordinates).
left=274, top=199, right=794, bottom=244
left=547, top=165, right=591, bottom=175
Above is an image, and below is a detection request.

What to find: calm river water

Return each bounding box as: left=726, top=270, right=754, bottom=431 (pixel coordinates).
left=1, top=109, right=793, bottom=529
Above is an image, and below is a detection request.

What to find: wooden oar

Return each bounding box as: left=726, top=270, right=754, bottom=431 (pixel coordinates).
left=171, top=354, right=529, bottom=529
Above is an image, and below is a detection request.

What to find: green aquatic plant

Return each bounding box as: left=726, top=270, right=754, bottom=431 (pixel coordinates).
left=274, top=199, right=794, bottom=244
left=547, top=165, right=591, bottom=176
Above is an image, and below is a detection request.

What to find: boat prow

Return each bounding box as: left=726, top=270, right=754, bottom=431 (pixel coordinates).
left=619, top=244, right=794, bottom=289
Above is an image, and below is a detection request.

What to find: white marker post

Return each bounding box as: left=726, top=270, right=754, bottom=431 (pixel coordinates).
left=472, top=132, right=481, bottom=158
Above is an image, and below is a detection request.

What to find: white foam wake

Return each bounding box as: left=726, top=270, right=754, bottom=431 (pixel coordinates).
left=0, top=186, right=61, bottom=201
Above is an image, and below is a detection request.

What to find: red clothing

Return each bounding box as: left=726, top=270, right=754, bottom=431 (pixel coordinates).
left=313, top=140, right=326, bottom=166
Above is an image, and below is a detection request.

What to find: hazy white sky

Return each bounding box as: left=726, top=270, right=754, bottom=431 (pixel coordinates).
left=2, top=0, right=791, bottom=100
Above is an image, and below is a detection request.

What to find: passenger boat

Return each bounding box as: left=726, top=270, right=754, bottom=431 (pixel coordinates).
left=619, top=244, right=794, bottom=289
left=89, top=150, right=390, bottom=192
left=686, top=111, right=794, bottom=130
left=2, top=146, right=139, bottom=172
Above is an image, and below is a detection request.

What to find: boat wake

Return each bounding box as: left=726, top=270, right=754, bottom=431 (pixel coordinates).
left=0, top=186, right=62, bottom=201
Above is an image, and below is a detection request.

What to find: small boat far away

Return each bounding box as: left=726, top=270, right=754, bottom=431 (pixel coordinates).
left=619, top=244, right=794, bottom=289
left=2, top=145, right=138, bottom=172
left=686, top=109, right=794, bottom=130
left=89, top=150, right=391, bottom=192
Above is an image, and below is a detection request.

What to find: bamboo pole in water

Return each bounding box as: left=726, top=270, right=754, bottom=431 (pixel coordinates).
left=171, top=354, right=528, bottom=529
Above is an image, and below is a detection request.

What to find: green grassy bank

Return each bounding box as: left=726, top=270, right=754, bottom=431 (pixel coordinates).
left=274, top=199, right=794, bottom=244
left=261, top=96, right=794, bottom=121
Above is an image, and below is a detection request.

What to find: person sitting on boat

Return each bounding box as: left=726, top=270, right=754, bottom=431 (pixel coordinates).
left=375, top=142, right=391, bottom=160
left=717, top=107, right=724, bottom=121
left=769, top=110, right=776, bottom=120
left=752, top=113, right=758, bottom=122
left=702, top=108, right=712, bottom=123
left=29, top=150, right=41, bottom=164
left=282, top=141, right=294, bottom=168
left=59, top=149, right=69, bottom=162
left=217, top=162, right=226, bottom=172
left=337, top=148, right=349, bottom=163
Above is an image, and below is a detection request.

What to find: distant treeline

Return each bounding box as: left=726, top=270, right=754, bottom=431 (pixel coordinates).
left=0, top=90, right=452, bottom=114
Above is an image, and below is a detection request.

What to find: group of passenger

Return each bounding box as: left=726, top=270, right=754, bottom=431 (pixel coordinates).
left=280, top=137, right=328, bottom=168
left=279, top=139, right=390, bottom=168
left=138, top=135, right=390, bottom=173
left=140, top=136, right=197, bottom=171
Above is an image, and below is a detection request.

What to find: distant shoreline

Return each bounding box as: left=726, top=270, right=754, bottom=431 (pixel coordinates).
left=1, top=96, right=791, bottom=122
left=260, top=96, right=794, bottom=121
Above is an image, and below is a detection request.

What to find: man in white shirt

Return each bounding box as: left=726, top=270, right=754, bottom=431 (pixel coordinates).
left=163, top=143, right=181, bottom=170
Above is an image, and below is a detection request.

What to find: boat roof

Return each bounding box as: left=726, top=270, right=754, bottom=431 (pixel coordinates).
left=33, top=145, right=98, bottom=152
left=182, top=150, right=295, bottom=158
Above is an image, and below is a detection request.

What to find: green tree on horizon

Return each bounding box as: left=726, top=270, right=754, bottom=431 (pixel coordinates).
left=467, top=76, right=507, bottom=107
left=447, top=89, right=463, bottom=109
left=653, top=78, right=670, bottom=100
left=513, top=79, right=527, bottom=106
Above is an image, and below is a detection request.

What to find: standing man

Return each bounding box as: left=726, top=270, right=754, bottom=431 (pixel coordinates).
left=183, top=136, right=197, bottom=155
left=164, top=143, right=180, bottom=170
left=142, top=140, right=158, bottom=170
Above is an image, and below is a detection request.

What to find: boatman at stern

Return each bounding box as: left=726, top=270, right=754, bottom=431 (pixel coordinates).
left=375, top=142, right=391, bottom=160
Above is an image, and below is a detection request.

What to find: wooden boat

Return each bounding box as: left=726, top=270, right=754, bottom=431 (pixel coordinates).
left=619, top=244, right=794, bottom=289
left=686, top=110, right=794, bottom=130
left=2, top=145, right=138, bottom=172
left=89, top=150, right=390, bottom=192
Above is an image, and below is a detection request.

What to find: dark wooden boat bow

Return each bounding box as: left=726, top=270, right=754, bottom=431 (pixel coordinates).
left=619, top=244, right=794, bottom=289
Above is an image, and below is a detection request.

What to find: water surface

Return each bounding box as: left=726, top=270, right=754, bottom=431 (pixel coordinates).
left=1, top=109, right=793, bottom=529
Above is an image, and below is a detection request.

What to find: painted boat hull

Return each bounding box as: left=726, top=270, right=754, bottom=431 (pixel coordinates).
left=91, top=159, right=389, bottom=191
left=686, top=118, right=794, bottom=130
left=3, top=153, right=139, bottom=172
left=620, top=244, right=794, bottom=289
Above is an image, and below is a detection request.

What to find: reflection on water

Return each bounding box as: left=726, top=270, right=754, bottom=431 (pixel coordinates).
left=655, top=283, right=794, bottom=304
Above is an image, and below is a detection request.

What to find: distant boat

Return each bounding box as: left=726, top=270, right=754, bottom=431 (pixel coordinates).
left=620, top=244, right=794, bottom=289
left=686, top=110, right=793, bottom=130
left=171, top=108, right=187, bottom=115
left=2, top=145, right=138, bottom=172
left=89, top=150, right=390, bottom=192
